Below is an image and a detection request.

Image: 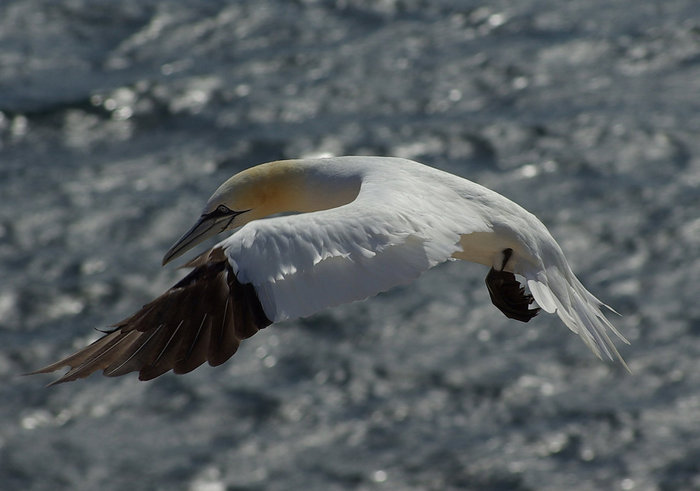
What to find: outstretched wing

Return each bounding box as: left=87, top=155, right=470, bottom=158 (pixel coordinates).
left=30, top=258, right=271, bottom=385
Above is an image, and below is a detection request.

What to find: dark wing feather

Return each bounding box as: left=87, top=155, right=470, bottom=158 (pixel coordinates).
left=30, top=253, right=272, bottom=385
left=174, top=314, right=212, bottom=375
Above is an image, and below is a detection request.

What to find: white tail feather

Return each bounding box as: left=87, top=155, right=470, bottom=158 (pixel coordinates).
left=526, top=267, right=629, bottom=371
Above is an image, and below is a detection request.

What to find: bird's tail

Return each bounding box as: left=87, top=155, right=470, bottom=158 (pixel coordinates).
left=525, top=263, right=630, bottom=371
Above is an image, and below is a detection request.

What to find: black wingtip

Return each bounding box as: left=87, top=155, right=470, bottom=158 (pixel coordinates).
left=485, top=267, right=540, bottom=323
left=29, top=257, right=274, bottom=386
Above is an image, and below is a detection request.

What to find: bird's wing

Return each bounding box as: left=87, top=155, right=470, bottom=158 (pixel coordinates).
left=29, top=257, right=272, bottom=385
left=221, top=182, right=491, bottom=322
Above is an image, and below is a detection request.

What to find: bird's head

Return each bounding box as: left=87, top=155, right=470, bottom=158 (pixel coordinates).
left=161, top=160, right=308, bottom=265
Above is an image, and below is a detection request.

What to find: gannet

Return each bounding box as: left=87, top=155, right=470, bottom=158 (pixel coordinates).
left=32, top=156, right=628, bottom=385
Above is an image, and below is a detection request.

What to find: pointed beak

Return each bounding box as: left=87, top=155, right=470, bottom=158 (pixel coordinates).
left=162, top=213, right=231, bottom=266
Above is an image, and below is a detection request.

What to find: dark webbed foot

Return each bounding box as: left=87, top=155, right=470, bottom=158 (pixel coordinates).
left=485, top=248, right=540, bottom=323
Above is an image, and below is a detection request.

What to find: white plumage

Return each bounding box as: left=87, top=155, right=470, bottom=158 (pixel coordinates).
left=33, top=156, right=628, bottom=385
left=224, top=158, right=478, bottom=320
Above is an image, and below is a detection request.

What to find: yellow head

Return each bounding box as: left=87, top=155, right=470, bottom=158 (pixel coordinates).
left=203, top=160, right=308, bottom=221
left=162, top=159, right=360, bottom=265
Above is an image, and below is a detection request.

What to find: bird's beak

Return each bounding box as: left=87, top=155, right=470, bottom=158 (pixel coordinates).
left=162, top=212, right=234, bottom=266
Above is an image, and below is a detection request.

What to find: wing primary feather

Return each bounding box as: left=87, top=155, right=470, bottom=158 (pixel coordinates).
left=208, top=289, right=238, bottom=367
left=31, top=255, right=271, bottom=384
left=104, top=325, right=164, bottom=377
left=174, top=315, right=212, bottom=374
left=138, top=320, right=185, bottom=380
left=219, top=295, right=242, bottom=364
left=48, top=330, right=143, bottom=385
left=27, top=331, right=122, bottom=377
left=180, top=314, right=208, bottom=366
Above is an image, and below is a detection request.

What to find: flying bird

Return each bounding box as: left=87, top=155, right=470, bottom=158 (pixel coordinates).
left=32, top=156, right=628, bottom=385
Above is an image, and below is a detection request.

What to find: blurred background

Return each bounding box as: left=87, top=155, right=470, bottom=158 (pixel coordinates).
left=1, top=1, right=699, bottom=490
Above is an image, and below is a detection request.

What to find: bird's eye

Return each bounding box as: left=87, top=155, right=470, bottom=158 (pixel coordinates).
left=203, top=204, right=235, bottom=220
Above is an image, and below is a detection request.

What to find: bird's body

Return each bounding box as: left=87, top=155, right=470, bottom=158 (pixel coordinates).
left=32, top=156, right=627, bottom=385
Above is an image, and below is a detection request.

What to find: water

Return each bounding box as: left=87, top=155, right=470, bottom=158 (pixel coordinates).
left=1, top=1, right=699, bottom=490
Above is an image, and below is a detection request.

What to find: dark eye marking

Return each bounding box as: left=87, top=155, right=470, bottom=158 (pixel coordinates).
left=204, top=205, right=234, bottom=220
left=203, top=206, right=251, bottom=231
